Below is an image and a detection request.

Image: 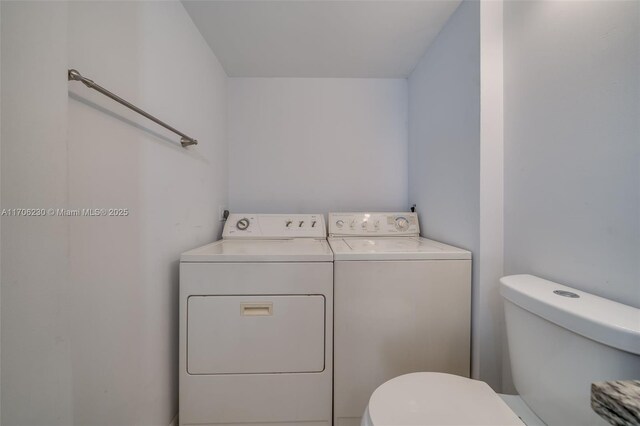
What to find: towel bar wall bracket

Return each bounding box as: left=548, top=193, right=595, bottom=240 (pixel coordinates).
left=68, top=69, right=198, bottom=148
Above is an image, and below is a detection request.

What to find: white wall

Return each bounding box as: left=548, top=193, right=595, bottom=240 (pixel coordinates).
left=408, top=2, right=480, bottom=254
left=228, top=78, right=408, bottom=213
left=478, top=0, right=505, bottom=395
left=1, top=3, right=73, bottom=423
left=410, top=0, right=639, bottom=394
left=504, top=1, right=640, bottom=309
left=408, top=1, right=505, bottom=389
left=0, top=3, right=3, bottom=420
left=1, top=1, right=228, bottom=424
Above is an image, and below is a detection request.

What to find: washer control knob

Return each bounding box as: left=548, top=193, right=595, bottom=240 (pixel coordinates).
left=361, top=221, right=368, bottom=229
left=374, top=220, right=380, bottom=229
left=350, top=220, right=356, bottom=229
left=286, top=220, right=292, bottom=227
left=236, top=218, right=250, bottom=230
left=336, top=220, right=344, bottom=228
left=395, top=216, right=409, bottom=231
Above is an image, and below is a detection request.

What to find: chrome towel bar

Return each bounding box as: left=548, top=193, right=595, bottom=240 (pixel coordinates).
left=68, top=69, right=198, bottom=147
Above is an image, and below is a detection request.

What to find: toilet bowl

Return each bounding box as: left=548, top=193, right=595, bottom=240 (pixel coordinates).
left=361, top=274, right=640, bottom=426
left=362, top=372, right=523, bottom=426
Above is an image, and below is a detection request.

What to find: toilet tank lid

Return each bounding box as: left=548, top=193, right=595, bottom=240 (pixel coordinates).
left=500, top=274, right=640, bottom=355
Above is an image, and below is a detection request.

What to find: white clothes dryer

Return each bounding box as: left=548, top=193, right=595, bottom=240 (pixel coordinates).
left=179, top=214, right=333, bottom=426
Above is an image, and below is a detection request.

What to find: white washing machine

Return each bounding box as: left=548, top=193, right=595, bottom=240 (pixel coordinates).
left=328, top=212, right=472, bottom=426
left=179, top=214, right=333, bottom=426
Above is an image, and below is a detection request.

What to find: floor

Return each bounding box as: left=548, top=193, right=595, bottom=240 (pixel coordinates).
left=499, top=394, right=546, bottom=426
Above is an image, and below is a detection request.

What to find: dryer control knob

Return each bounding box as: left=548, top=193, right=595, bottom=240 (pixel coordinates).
left=336, top=220, right=344, bottom=228
left=236, top=218, right=250, bottom=230
left=395, top=216, right=409, bottom=231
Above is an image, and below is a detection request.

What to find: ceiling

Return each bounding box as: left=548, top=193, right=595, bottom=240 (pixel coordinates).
left=182, top=1, right=461, bottom=78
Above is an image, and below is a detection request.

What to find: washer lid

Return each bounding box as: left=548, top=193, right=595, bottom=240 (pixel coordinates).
left=328, top=237, right=471, bottom=261
left=368, top=373, right=523, bottom=426
left=180, top=238, right=333, bottom=262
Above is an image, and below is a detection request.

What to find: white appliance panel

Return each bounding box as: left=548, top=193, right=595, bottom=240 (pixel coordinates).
left=333, top=259, right=471, bottom=426
left=180, top=261, right=333, bottom=426
left=187, top=295, right=325, bottom=374
left=329, top=212, right=419, bottom=236
left=223, top=213, right=326, bottom=239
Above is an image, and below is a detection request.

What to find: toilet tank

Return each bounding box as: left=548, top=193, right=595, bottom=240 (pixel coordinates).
left=501, top=274, right=640, bottom=426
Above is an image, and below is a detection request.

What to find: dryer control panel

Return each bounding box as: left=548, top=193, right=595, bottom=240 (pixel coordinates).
left=223, top=214, right=326, bottom=239
left=328, top=212, right=419, bottom=237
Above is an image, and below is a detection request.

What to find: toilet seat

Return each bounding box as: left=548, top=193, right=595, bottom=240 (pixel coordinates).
left=366, top=372, right=524, bottom=426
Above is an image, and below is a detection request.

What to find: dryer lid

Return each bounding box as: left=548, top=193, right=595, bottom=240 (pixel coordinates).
left=368, top=373, right=523, bottom=426
left=180, top=238, right=333, bottom=262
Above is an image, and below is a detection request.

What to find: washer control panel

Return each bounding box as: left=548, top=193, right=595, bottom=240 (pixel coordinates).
left=328, top=212, right=419, bottom=236
left=223, top=214, right=326, bottom=239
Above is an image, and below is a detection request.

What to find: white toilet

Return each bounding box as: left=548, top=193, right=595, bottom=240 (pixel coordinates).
left=362, top=274, right=640, bottom=426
